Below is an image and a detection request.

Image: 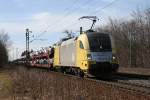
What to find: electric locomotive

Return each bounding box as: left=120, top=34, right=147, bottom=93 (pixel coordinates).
left=53, top=16, right=119, bottom=77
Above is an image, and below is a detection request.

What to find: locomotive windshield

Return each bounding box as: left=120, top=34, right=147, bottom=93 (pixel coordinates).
left=87, top=33, right=112, bottom=52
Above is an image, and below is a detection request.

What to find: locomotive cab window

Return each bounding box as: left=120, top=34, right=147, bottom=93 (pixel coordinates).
left=79, top=41, right=84, bottom=49
left=87, top=33, right=112, bottom=52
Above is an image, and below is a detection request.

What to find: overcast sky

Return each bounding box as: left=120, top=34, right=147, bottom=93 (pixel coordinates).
left=0, top=0, right=149, bottom=60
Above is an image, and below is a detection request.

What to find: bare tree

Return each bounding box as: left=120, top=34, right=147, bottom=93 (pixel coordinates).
left=0, top=30, right=10, bottom=67
left=97, top=8, right=150, bottom=68
left=63, top=30, right=74, bottom=38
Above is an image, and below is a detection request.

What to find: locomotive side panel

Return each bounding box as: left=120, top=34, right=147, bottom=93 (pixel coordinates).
left=59, top=42, right=76, bottom=67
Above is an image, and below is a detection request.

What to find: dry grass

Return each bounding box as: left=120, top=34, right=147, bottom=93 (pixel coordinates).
left=0, top=68, right=12, bottom=99
left=0, top=66, right=150, bottom=100
left=10, top=66, right=150, bottom=100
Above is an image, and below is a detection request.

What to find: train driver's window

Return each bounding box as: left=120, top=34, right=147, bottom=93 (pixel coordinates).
left=79, top=41, right=84, bottom=49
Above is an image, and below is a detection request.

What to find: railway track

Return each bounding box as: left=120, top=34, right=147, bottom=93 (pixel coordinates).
left=51, top=71, right=150, bottom=95
left=105, top=73, right=150, bottom=95
left=117, top=79, right=150, bottom=88
left=57, top=72, right=150, bottom=95
left=114, top=80, right=150, bottom=95
left=116, top=72, right=150, bottom=80
left=81, top=77, right=150, bottom=96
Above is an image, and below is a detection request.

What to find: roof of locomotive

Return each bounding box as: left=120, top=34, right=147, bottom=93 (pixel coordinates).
left=59, top=37, right=77, bottom=46
left=86, top=31, right=110, bottom=36
left=56, top=31, right=110, bottom=46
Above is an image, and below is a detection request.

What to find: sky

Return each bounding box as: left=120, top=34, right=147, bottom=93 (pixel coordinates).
left=0, top=0, right=149, bottom=60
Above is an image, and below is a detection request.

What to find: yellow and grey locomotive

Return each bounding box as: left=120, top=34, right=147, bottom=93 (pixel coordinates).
left=53, top=16, right=119, bottom=77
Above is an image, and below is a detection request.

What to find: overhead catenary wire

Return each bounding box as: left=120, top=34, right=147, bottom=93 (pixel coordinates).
left=33, top=0, right=81, bottom=39
left=49, top=0, right=99, bottom=32
left=29, top=0, right=80, bottom=42
left=34, top=0, right=96, bottom=39
left=61, top=0, right=121, bottom=31
left=89, top=0, right=120, bottom=15
left=42, top=0, right=94, bottom=32
left=33, top=0, right=120, bottom=41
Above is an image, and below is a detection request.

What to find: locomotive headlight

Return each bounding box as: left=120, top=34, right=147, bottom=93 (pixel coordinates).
left=112, top=56, right=116, bottom=60
left=87, top=54, right=92, bottom=60
left=112, top=56, right=118, bottom=64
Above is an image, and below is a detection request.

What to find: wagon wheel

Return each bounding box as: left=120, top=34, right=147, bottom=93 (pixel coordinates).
left=77, top=69, right=84, bottom=78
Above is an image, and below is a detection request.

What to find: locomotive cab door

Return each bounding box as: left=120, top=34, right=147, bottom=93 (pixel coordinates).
left=76, top=40, right=88, bottom=71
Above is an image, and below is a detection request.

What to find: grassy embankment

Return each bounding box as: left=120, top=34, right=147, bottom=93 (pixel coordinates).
left=0, top=66, right=150, bottom=100
left=0, top=68, right=12, bottom=99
